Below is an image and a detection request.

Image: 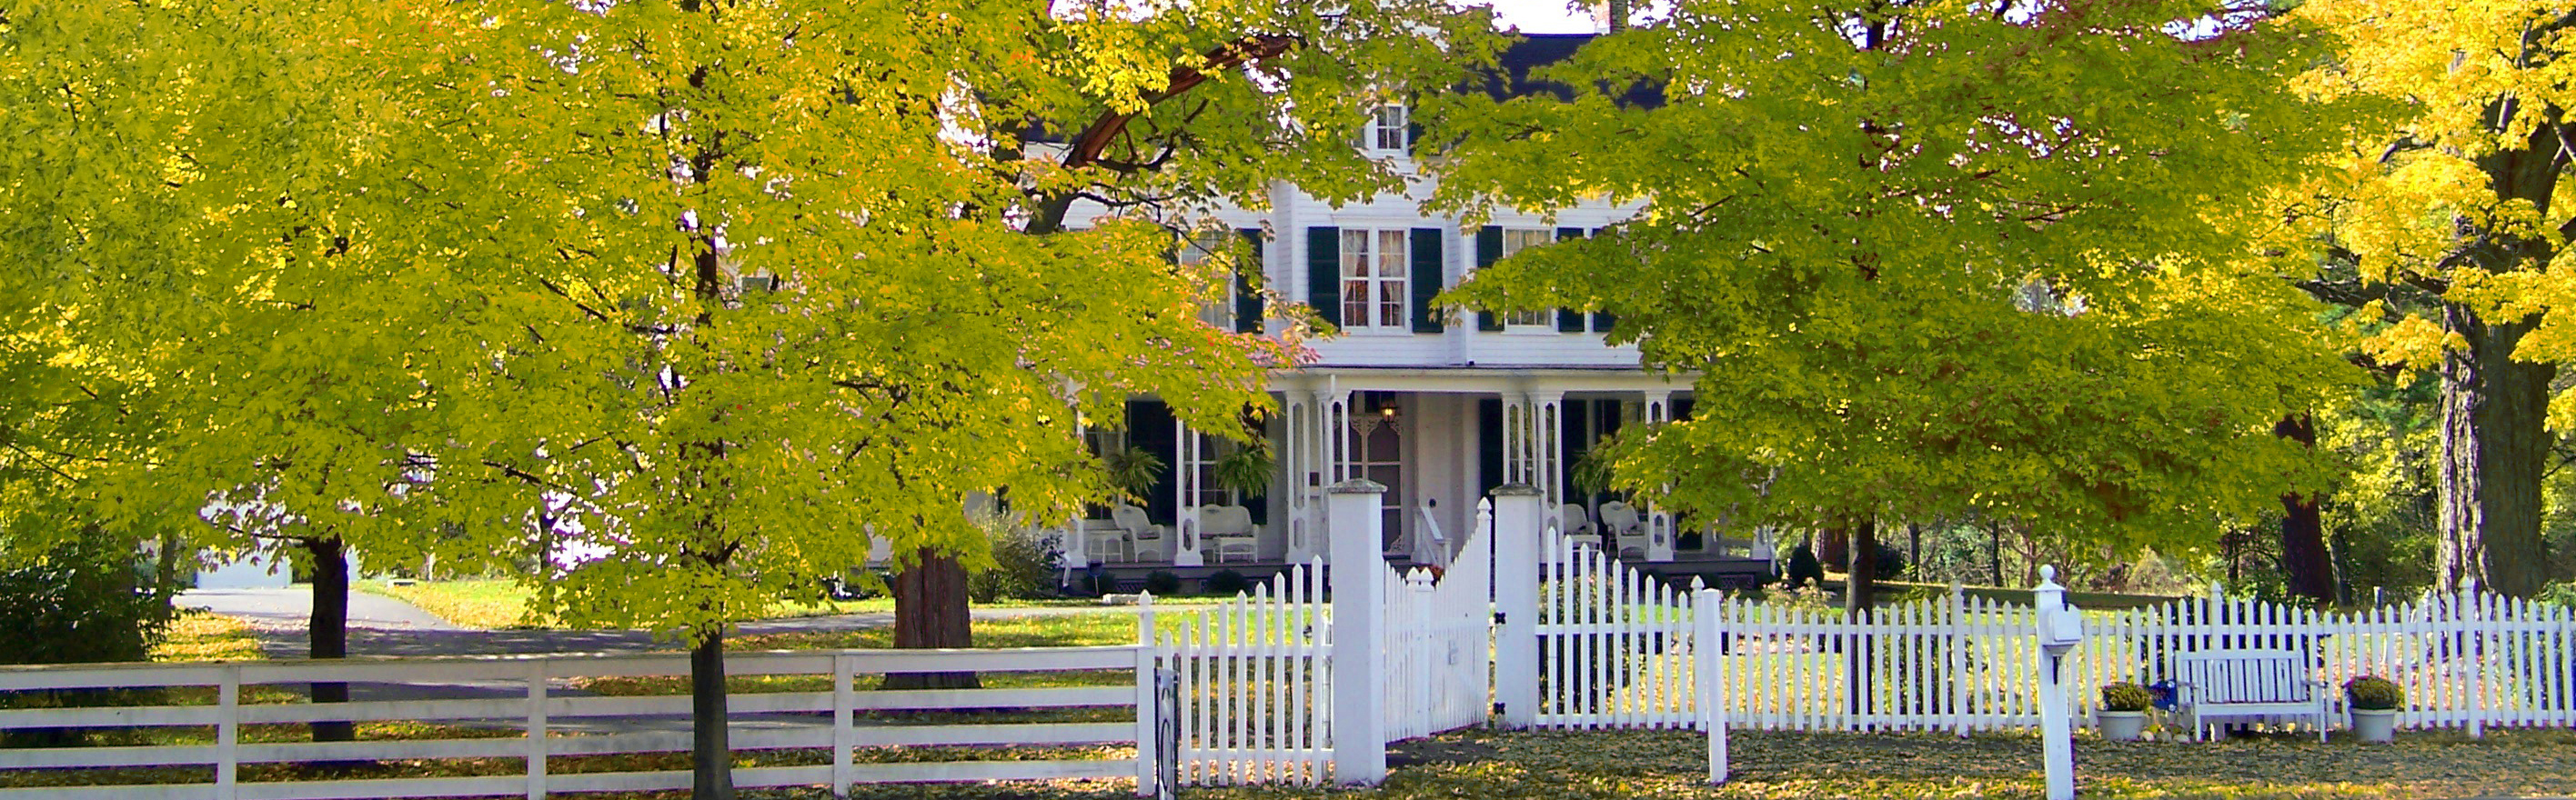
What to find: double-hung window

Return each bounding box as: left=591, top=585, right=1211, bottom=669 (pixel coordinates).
left=1178, top=229, right=1234, bottom=328
left=1361, top=104, right=1408, bottom=154
left=1496, top=228, right=1555, bottom=327
left=1340, top=228, right=1409, bottom=330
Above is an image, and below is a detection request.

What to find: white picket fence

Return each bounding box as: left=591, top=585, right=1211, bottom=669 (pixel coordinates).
left=1383, top=498, right=1495, bottom=741
left=1692, top=585, right=2576, bottom=735
left=1535, top=523, right=1700, bottom=729
left=1152, top=560, right=1333, bottom=786
left=0, top=646, right=1166, bottom=800
left=1704, top=589, right=2040, bottom=732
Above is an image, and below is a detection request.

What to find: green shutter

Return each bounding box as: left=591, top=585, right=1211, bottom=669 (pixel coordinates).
left=1583, top=228, right=1615, bottom=333
left=1555, top=226, right=1587, bottom=333
left=1475, top=225, right=1504, bottom=331
left=1235, top=228, right=1264, bottom=334
left=1409, top=227, right=1444, bottom=334
left=1306, top=226, right=1340, bottom=327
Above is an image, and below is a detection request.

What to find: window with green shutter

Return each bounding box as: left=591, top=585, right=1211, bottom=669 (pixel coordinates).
left=1555, top=226, right=1587, bottom=333
left=1235, top=228, right=1264, bottom=334
left=1306, top=226, right=1340, bottom=327
left=1408, top=228, right=1444, bottom=334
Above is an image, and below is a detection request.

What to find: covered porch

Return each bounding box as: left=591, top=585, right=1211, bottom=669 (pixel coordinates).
left=1054, top=368, right=1776, bottom=586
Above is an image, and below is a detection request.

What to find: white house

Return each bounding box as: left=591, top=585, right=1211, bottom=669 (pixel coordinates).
left=1057, top=35, right=1774, bottom=590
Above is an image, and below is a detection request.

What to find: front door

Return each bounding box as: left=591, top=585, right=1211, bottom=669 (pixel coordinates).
left=1349, top=410, right=1403, bottom=554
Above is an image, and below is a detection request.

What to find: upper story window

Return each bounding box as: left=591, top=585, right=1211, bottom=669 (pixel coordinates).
left=1496, top=228, right=1555, bottom=327
left=1361, top=104, right=1408, bottom=154
left=1340, top=228, right=1409, bottom=330
left=1177, top=230, right=1234, bottom=328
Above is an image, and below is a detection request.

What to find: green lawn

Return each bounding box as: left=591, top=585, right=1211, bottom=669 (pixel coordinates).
left=21, top=608, right=2571, bottom=800
left=357, top=578, right=1238, bottom=630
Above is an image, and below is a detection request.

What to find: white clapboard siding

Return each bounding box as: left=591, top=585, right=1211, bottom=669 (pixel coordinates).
left=1534, top=524, right=1696, bottom=729
left=1156, top=557, right=1333, bottom=787
left=0, top=645, right=1162, bottom=800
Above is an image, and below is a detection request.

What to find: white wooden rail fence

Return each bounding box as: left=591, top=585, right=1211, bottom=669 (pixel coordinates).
left=0, top=646, right=1170, bottom=799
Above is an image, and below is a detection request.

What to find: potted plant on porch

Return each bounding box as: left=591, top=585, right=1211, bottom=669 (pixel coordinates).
left=2344, top=675, right=2401, bottom=743
left=1209, top=441, right=1273, bottom=502
left=1101, top=446, right=1164, bottom=503
left=2097, top=682, right=2154, bottom=741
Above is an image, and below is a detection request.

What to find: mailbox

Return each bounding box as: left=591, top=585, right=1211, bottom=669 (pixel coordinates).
left=2033, top=565, right=2083, bottom=655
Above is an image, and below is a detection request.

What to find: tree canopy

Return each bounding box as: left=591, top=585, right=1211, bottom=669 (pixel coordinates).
left=1432, top=0, right=2376, bottom=581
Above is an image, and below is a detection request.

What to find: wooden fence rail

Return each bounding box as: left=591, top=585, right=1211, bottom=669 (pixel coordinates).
left=0, top=645, right=1167, bottom=800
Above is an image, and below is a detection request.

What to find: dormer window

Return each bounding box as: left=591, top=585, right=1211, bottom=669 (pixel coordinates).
left=1362, top=104, right=1409, bottom=153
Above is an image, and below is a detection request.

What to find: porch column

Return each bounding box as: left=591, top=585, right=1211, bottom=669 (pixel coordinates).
left=1173, top=418, right=1205, bottom=567
left=1286, top=389, right=1346, bottom=564
left=1643, top=392, right=1675, bottom=562
left=1530, top=391, right=1565, bottom=512
left=1283, top=394, right=1310, bottom=563
left=1327, top=478, right=1389, bottom=785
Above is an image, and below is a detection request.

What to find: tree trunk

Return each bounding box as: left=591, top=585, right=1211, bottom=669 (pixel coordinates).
left=1906, top=522, right=1921, bottom=580
left=1818, top=526, right=1849, bottom=575
left=1988, top=522, right=2004, bottom=586
left=2438, top=305, right=2553, bottom=597
left=1844, top=517, right=1879, bottom=614
left=690, top=629, right=736, bottom=800
left=303, top=535, right=353, bottom=744
left=2436, top=111, right=2566, bottom=600
left=1842, top=517, right=1878, bottom=718
left=886, top=547, right=980, bottom=690
left=2275, top=415, right=2334, bottom=604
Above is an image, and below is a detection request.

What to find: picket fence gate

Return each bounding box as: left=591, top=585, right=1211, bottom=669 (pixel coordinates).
left=1383, top=498, right=1496, bottom=741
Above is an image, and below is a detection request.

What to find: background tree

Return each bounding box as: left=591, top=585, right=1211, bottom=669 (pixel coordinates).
left=1432, top=0, right=2370, bottom=613
left=2290, top=2, right=2576, bottom=597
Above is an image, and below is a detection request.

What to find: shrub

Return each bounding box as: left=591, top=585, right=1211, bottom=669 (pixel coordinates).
left=1143, top=570, right=1182, bottom=596
left=0, top=534, right=176, bottom=746
left=1874, top=544, right=1907, bottom=580
left=2537, top=581, right=2576, bottom=610
left=2099, top=682, right=2155, bottom=713
left=1202, top=569, right=1251, bottom=596
left=969, top=527, right=1060, bottom=603
left=1785, top=542, right=1823, bottom=588
left=2344, top=675, right=2402, bottom=710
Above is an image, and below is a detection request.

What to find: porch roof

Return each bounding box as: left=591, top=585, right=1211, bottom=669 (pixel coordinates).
left=1267, top=366, right=1696, bottom=395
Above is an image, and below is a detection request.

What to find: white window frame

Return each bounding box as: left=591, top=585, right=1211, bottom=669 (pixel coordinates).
left=1178, top=229, right=1236, bottom=329
left=1361, top=104, right=1408, bottom=155
left=1494, top=227, right=1558, bottom=330
left=1339, top=228, right=1410, bottom=332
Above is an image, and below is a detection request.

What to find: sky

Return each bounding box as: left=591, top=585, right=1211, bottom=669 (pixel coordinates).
left=1474, top=0, right=1602, bottom=35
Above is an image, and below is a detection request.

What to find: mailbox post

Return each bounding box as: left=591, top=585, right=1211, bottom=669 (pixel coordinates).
left=2034, top=565, right=2082, bottom=800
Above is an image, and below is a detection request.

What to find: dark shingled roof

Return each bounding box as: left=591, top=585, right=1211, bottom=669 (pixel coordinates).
left=1479, top=34, right=1664, bottom=109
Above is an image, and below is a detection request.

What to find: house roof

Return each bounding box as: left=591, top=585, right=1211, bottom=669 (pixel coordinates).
left=1478, top=34, right=1664, bottom=110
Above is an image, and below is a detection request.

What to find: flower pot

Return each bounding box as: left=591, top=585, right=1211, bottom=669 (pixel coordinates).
left=2350, top=708, right=2397, bottom=744
left=2096, top=710, right=2148, bottom=742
